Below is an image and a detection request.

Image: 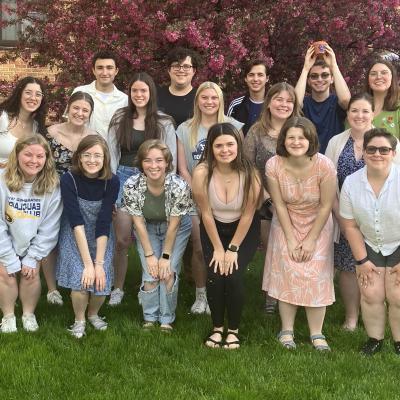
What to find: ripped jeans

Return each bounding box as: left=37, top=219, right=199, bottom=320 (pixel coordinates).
left=135, top=215, right=192, bottom=324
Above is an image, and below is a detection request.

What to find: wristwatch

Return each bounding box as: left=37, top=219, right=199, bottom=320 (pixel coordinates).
left=228, top=244, right=239, bottom=252
left=162, top=253, right=170, bottom=260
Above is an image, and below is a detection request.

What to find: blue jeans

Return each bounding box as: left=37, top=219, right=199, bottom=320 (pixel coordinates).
left=116, top=165, right=139, bottom=208
left=135, top=214, right=192, bottom=324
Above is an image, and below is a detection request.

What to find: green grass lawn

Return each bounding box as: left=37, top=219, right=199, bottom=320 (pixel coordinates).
left=1, top=251, right=399, bottom=400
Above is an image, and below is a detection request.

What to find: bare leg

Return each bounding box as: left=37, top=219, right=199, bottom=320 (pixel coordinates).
left=339, top=270, right=360, bottom=330
left=279, top=300, right=298, bottom=331
left=113, top=209, right=133, bottom=290
left=87, top=295, right=106, bottom=317
left=71, top=290, right=89, bottom=321
left=0, top=266, right=18, bottom=316
left=41, top=248, right=58, bottom=293
left=358, top=271, right=386, bottom=340
left=305, top=306, right=326, bottom=335
left=19, top=270, right=41, bottom=315
left=386, top=267, right=400, bottom=341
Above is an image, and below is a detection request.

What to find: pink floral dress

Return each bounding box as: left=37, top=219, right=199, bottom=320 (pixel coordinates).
left=262, top=154, right=336, bottom=307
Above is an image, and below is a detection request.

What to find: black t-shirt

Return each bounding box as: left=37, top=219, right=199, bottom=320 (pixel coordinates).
left=157, top=86, right=196, bottom=127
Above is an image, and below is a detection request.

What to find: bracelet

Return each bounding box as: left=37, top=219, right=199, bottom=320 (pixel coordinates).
left=355, top=256, right=368, bottom=265
left=95, top=260, right=105, bottom=265
left=145, top=253, right=154, bottom=258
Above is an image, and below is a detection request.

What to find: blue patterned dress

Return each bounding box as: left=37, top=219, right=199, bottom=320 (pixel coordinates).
left=334, top=137, right=365, bottom=272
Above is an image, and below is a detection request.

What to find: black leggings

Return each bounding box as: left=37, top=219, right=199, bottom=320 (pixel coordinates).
left=200, top=213, right=260, bottom=330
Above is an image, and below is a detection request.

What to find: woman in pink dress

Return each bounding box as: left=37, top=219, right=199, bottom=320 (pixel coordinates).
left=263, top=116, right=336, bottom=351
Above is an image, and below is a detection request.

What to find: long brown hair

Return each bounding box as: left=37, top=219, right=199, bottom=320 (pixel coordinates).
left=109, top=72, right=171, bottom=151
left=365, top=59, right=399, bottom=111
left=199, top=122, right=261, bottom=211
left=5, top=135, right=58, bottom=195
left=251, top=82, right=301, bottom=135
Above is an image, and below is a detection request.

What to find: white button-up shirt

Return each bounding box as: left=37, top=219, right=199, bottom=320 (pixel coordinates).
left=72, top=81, right=128, bottom=141
left=340, top=164, right=400, bottom=255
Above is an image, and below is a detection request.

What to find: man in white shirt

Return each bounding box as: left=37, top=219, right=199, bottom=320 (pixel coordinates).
left=72, top=51, right=128, bottom=141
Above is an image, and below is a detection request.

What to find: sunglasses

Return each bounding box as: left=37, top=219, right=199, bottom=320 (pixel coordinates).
left=309, top=72, right=331, bottom=80
left=365, top=146, right=393, bottom=155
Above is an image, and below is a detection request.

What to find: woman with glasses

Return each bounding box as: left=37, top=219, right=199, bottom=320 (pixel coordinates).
left=57, top=135, right=119, bottom=338
left=42, top=92, right=97, bottom=306
left=0, top=76, right=47, bottom=168
left=365, top=59, right=400, bottom=138
left=107, top=72, right=176, bottom=306
left=177, top=81, right=243, bottom=315
left=340, top=128, right=400, bottom=355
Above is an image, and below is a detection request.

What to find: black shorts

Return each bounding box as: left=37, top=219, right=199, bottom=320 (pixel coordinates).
left=366, top=243, right=400, bottom=268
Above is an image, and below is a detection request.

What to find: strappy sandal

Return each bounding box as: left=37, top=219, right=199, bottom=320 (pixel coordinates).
left=310, top=334, right=331, bottom=351
left=277, top=330, right=296, bottom=350
left=204, top=330, right=223, bottom=348
left=223, top=331, right=240, bottom=350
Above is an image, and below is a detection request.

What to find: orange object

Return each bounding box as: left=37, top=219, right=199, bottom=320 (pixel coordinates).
left=313, top=41, right=328, bottom=56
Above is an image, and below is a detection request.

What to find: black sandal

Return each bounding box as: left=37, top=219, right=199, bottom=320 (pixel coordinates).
left=204, top=330, right=223, bottom=348
left=223, top=331, right=240, bottom=349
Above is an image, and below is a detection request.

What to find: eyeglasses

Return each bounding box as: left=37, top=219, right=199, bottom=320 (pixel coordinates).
left=365, top=146, right=393, bottom=155
left=81, top=153, right=104, bottom=160
left=309, top=72, right=331, bottom=80
left=23, top=90, right=43, bottom=99
left=369, top=70, right=390, bottom=78
left=170, top=63, right=193, bottom=72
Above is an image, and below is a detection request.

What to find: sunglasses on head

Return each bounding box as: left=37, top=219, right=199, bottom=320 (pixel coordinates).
left=309, top=72, right=331, bottom=80
left=365, top=146, right=393, bottom=155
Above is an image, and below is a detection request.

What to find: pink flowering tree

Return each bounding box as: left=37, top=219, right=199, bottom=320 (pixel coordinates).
left=1, top=0, right=399, bottom=118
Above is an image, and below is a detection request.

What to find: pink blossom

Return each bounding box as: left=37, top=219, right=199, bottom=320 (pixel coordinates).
left=208, top=54, right=224, bottom=73
left=165, top=30, right=180, bottom=43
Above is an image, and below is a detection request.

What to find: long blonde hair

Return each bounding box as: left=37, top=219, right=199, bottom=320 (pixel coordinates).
left=5, top=135, right=59, bottom=195
left=188, top=82, right=225, bottom=148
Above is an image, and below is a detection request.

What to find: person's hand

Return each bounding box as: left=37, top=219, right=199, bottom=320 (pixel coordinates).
left=287, top=238, right=302, bottom=262
left=0, top=161, right=7, bottom=169
left=94, top=263, right=106, bottom=292
left=158, top=258, right=172, bottom=280
left=21, top=265, right=38, bottom=280
left=356, top=260, right=380, bottom=288
left=146, top=255, right=159, bottom=279
left=303, top=46, right=316, bottom=71
left=389, top=263, right=400, bottom=286
left=81, top=264, right=95, bottom=289
left=224, top=250, right=239, bottom=275
left=298, top=236, right=316, bottom=263
left=210, top=248, right=225, bottom=275
left=322, top=44, right=337, bottom=69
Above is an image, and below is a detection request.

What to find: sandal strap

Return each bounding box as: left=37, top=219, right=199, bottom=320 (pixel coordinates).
left=310, top=334, right=326, bottom=341
left=277, top=330, right=294, bottom=338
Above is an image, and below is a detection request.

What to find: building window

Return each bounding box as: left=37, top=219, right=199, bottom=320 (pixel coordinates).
left=0, top=0, right=19, bottom=47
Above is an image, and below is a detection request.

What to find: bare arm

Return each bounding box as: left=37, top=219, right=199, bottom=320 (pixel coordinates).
left=299, top=176, right=336, bottom=261
left=267, top=175, right=301, bottom=262
left=73, top=225, right=95, bottom=289
left=295, top=46, right=316, bottom=107
left=132, top=215, right=159, bottom=279
left=192, top=164, right=224, bottom=273
left=158, top=215, right=181, bottom=280
left=323, top=45, right=351, bottom=110
left=341, top=217, right=380, bottom=287
left=177, top=139, right=192, bottom=187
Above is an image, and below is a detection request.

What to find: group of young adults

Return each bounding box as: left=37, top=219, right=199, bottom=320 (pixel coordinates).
left=0, top=44, right=399, bottom=356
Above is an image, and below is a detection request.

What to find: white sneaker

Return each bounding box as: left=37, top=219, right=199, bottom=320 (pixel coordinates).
left=1, top=315, right=17, bottom=333
left=47, top=290, right=64, bottom=306
left=88, top=315, right=108, bottom=331
left=108, top=288, right=124, bottom=306
left=191, top=293, right=208, bottom=314
left=68, top=321, right=86, bottom=339
left=22, top=314, right=39, bottom=332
